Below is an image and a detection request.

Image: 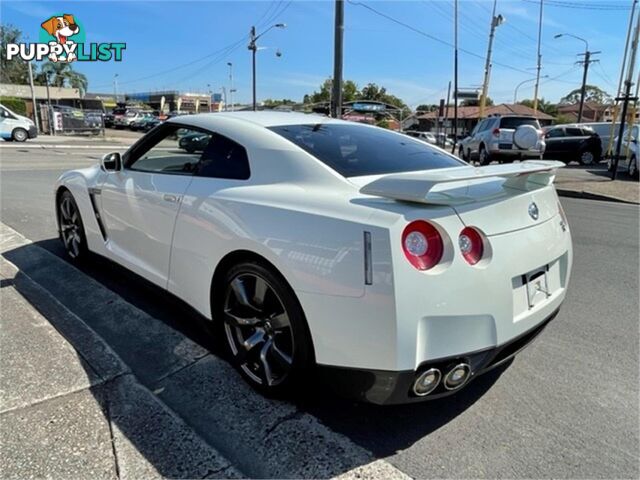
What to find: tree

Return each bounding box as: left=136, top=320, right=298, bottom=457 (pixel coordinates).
left=1, top=24, right=30, bottom=84
left=461, top=97, right=493, bottom=107
left=559, top=85, right=611, bottom=105
left=262, top=98, right=296, bottom=108
left=518, top=98, right=557, bottom=116
left=304, top=79, right=359, bottom=104
left=416, top=104, right=439, bottom=113
left=35, top=61, right=88, bottom=96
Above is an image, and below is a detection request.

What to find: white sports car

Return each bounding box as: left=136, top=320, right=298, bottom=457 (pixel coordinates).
left=55, top=112, right=572, bottom=404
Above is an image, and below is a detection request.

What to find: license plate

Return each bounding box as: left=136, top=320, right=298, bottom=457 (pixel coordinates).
left=525, top=266, right=550, bottom=308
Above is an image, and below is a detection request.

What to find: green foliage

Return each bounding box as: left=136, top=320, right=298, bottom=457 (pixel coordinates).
left=461, top=97, right=493, bottom=107
left=559, top=85, right=611, bottom=105
left=518, top=98, right=558, bottom=116
left=35, top=61, right=89, bottom=96
left=554, top=114, right=573, bottom=125
left=375, top=119, right=390, bottom=129
left=416, top=104, right=439, bottom=113
left=1, top=24, right=30, bottom=84
left=263, top=98, right=297, bottom=107
left=0, top=96, right=26, bottom=115
left=303, top=79, right=360, bottom=104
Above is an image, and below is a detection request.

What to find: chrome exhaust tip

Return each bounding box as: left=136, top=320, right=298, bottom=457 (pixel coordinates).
left=443, top=363, right=471, bottom=390
left=413, top=368, right=441, bottom=396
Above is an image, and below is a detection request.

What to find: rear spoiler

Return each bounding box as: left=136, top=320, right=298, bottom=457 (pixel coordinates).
left=359, top=160, right=565, bottom=205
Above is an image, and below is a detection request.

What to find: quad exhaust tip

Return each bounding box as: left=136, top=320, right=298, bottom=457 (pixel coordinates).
left=443, top=363, right=471, bottom=390
left=413, top=368, right=441, bottom=396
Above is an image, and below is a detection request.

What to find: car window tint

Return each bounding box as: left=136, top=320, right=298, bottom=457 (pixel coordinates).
left=546, top=128, right=565, bottom=138
left=269, top=123, right=464, bottom=178
left=128, top=125, right=208, bottom=175
left=565, top=127, right=583, bottom=136
left=499, top=117, right=540, bottom=129
left=197, top=133, right=250, bottom=180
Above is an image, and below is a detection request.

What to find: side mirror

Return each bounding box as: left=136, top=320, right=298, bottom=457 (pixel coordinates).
left=101, top=152, right=122, bottom=172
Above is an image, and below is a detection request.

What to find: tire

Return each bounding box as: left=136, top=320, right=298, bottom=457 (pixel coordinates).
left=629, top=155, right=639, bottom=179
left=57, top=190, right=88, bottom=261
left=218, top=261, right=313, bottom=396
left=578, top=149, right=597, bottom=166
left=478, top=145, right=491, bottom=166
left=12, top=128, right=28, bottom=142
left=458, top=146, right=464, bottom=159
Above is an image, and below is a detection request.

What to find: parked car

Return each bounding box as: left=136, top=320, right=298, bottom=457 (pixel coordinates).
left=542, top=124, right=602, bottom=165
left=581, top=122, right=621, bottom=156
left=178, top=131, right=211, bottom=152
left=130, top=114, right=161, bottom=132
left=113, top=110, right=144, bottom=129
left=54, top=112, right=572, bottom=404
left=405, top=130, right=437, bottom=144
left=607, top=124, right=639, bottom=180
left=0, top=103, right=37, bottom=141
left=460, top=115, right=545, bottom=165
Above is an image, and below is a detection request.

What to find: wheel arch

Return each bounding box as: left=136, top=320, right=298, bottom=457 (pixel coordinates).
left=209, top=249, right=316, bottom=361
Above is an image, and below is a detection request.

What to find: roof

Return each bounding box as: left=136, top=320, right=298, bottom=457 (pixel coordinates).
left=169, top=111, right=337, bottom=128
left=416, top=103, right=554, bottom=120
left=556, top=101, right=610, bottom=113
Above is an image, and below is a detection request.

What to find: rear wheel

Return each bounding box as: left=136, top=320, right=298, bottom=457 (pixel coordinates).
left=57, top=190, right=88, bottom=261
left=12, top=128, right=28, bottom=142
left=220, top=261, right=312, bottom=395
left=578, top=149, right=597, bottom=166
left=629, top=155, right=639, bottom=179
left=478, top=145, right=491, bottom=166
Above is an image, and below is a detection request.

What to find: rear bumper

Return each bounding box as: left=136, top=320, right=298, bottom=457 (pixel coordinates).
left=318, top=307, right=560, bottom=405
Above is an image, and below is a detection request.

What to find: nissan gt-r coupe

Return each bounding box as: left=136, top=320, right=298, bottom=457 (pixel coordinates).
left=55, top=112, right=572, bottom=404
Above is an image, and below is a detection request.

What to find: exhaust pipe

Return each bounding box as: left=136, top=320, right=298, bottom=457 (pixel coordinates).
left=413, top=368, right=441, bottom=396
left=443, top=363, right=471, bottom=390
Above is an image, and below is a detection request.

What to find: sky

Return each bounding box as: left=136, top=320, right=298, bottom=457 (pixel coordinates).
left=0, top=0, right=632, bottom=108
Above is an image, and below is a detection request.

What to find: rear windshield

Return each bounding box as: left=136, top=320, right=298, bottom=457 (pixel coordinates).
left=499, top=117, right=540, bottom=129
left=269, top=123, right=464, bottom=177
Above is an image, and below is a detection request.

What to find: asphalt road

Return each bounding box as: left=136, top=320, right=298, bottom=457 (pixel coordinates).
left=1, top=146, right=638, bottom=478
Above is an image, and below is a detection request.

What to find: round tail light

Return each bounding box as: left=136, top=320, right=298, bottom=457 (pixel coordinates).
left=459, top=227, right=484, bottom=265
left=402, top=221, right=443, bottom=270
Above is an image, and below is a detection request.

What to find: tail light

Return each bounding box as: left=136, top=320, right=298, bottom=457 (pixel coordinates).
left=402, top=221, right=443, bottom=270
left=492, top=128, right=500, bottom=137
left=459, top=227, right=484, bottom=265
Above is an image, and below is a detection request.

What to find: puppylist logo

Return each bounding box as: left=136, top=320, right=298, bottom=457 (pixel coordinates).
left=4, top=14, right=125, bottom=63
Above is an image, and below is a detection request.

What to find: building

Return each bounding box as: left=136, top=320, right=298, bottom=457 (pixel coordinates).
left=556, top=102, right=612, bottom=122
left=124, top=91, right=216, bottom=113
left=416, top=103, right=555, bottom=135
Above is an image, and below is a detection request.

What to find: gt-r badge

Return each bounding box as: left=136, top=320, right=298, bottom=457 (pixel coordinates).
left=528, top=202, right=539, bottom=220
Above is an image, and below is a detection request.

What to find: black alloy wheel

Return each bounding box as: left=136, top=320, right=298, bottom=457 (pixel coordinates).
left=57, top=191, right=87, bottom=261
left=221, top=262, right=311, bottom=393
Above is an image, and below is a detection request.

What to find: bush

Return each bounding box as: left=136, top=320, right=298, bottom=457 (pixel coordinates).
left=0, top=96, right=27, bottom=115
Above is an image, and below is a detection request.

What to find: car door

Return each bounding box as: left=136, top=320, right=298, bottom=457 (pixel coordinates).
left=99, top=123, right=211, bottom=288
left=468, top=120, right=485, bottom=158
left=543, top=127, right=567, bottom=161
left=0, top=106, right=18, bottom=140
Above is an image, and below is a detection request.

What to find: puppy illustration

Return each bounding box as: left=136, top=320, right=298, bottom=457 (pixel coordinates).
left=40, top=14, right=80, bottom=62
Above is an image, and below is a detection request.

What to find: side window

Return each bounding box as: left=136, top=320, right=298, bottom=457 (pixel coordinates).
left=475, top=120, right=486, bottom=133
left=546, top=128, right=565, bottom=138
left=127, top=124, right=211, bottom=175
left=565, top=127, right=583, bottom=137
left=197, top=133, right=250, bottom=180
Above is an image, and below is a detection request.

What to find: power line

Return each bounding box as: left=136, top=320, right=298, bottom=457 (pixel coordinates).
left=522, top=0, right=631, bottom=10
left=348, top=0, right=534, bottom=75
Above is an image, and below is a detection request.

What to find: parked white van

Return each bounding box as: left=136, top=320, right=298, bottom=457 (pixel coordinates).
left=0, top=103, right=37, bottom=142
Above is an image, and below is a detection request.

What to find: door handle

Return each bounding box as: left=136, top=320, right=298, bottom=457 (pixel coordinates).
left=163, top=194, right=180, bottom=203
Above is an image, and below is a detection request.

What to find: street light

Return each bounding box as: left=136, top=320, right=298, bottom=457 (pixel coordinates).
left=248, top=23, right=286, bottom=111
left=514, top=75, right=548, bottom=104
left=227, top=62, right=235, bottom=112
left=554, top=33, right=599, bottom=123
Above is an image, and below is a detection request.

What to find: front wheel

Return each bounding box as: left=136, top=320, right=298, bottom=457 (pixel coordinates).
left=12, top=128, right=28, bottom=142
left=478, top=145, right=491, bottom=166
left=220, top=262, right=312, bottom=395
left=629, top=155, right=639, bottom=179
left=578, top=149, right=597, bottom=166
left=57, top=190, right=88, bottom=261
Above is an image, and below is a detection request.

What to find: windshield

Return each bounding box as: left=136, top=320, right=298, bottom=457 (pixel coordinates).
left=269, top=123, right=464, bottom=177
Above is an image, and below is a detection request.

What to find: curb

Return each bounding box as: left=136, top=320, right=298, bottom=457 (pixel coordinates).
left=557, top=188, right=640, bottom=205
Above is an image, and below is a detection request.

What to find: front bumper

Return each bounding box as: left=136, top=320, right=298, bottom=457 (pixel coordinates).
left=318, top=307, right=559, bottom=405
left=28, top=125, right=37, bottom=139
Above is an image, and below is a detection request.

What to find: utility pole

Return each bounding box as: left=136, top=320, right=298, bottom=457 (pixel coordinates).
left=576, top=49, right=600, bottom=122
left=45, top=74, right=54, bottom=136
left=113, top=74, right=119, bottom=104
left=479, top=0, right=504, bottom=118
left=452, top=0, right=458, bottom=154
left=249, top=26, right=257, bottom=111
left=612, top=11, right=640, bottom=180
left=27, top=61, right=39, bottom=133
left=533, top=0, right=544, bottom=114
left=331, top=0, right=344, bottom=118
left=444, top=81, right=451, bottom=148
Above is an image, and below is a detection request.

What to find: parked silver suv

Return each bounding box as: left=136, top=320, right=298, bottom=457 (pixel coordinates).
left=459, top=115, right=545, bottom=165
